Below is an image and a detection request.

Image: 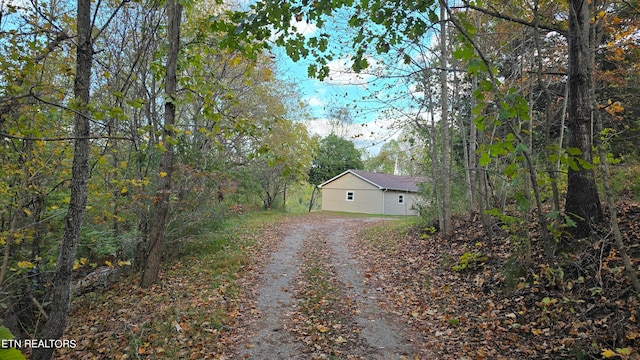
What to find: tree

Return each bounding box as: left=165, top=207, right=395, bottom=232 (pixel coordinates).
left=30, top=0, right=93, bottom=357
left=364, top=137, right=420, bottom=175
left=141, top=0, right=182, bottom=288
left=247, top=117, right=313, bottom=210
left=564, top=0, right=603, bottom=238
left=327, top=104, right=355, bottom=139
left=308, top=134, right=363, bottom=210
left=439, top=2, right=453, bottom=238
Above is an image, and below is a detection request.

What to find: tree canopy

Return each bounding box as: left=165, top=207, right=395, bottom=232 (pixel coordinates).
left=309, top=134, right=364, bottom=186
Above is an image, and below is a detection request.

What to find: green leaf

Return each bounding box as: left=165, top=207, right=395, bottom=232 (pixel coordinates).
left=126, top=98, right=146, bottom=109
left=478, top=79, right=494, bottom=91
left=515, top=142, right=529, bottom=153
left=0, top=327, right=26, bottom=360
left=504, top=163, right=519, bottom=178
left=0, top=348, right=25, bottom=360
left=474, top=115, right=486, bottom=130
left=428, top=9, right=439, bottom=23
left=479, top=151, right=491, bottom=166
left=452, top=43, right=474, bottom=61
left=0, top=326, right=14, bottom=340
left=467, top=59, right=486, bottom=75
left=566, top=147, right=582, bottom=156
left=515, top=192, right=530, bottom=211
left=577, top=158, right=594, bottom=170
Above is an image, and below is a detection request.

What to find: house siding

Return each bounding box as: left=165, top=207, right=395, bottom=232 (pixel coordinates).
left=382, top=190, right=420, bottom=216
left=320, top=173, right=383, bottom=214
left=320, top=172, right=420, bottom=215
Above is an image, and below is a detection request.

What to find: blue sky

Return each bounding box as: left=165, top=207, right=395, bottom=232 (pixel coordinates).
left=269, top=12, right=437, bottom=156
left=272, top=31, right=410, bottom=155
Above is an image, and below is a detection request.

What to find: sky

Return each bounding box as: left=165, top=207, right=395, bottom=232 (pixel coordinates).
left=271, top=17, right=417, bottom=156
left=275, top=52, right=406, bottom=156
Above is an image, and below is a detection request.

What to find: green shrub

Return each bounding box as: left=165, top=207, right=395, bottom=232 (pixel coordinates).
left=452, top=251, right=488, bottom=272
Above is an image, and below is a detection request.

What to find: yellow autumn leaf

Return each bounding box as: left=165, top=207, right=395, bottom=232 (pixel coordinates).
left=17, top=261, right=34, bottom=269
left=531, top=328, right=542, bottom=336
left=335, top=336, right=347, bottom=344
left=159, top=171, right=167, bottom=178
left=105, top=260, right=113, bottom=268
left=73, top=258, right=87, bottom=270
left=120, top=187, right=128, bottom=195
left=229, top=56, right=242, bottom=67
left=601, top=348, right=618, bottom=358
left=118, top=260, right=131, bottom=266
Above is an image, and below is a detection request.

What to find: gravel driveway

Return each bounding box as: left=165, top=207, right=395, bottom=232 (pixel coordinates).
left=236, top=214, right=417, bottom=359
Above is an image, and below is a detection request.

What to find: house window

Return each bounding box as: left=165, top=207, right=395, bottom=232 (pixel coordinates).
left=346, top=191, right=355, bottom=201
left=398, top=194, right=405, bottom=204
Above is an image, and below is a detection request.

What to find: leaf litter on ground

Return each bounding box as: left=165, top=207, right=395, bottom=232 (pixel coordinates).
left=50, top=206, right=640, bottom=359
left=352, top=204, right=640, bottom=359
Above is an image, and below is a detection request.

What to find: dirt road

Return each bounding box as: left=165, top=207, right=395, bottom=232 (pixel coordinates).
left=235, top=215, right=418, bottom=359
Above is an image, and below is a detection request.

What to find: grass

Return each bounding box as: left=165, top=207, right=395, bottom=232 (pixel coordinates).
left=359, top=217, right=418, bottom=254
left=318, top=210, right=421, bottom=219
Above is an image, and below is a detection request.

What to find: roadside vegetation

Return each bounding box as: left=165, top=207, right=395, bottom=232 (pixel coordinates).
left=49, top=212, right=287, bottom=359
left=355, top=166, right=640, bottom=359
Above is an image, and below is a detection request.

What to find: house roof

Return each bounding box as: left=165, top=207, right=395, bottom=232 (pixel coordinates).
left=318, top=169, right=424, bottom=192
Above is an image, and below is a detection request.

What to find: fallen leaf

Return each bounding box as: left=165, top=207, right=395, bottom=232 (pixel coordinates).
left=316, top=324, right=330, bottom=333
left=601, top=348, right=617, bottom=358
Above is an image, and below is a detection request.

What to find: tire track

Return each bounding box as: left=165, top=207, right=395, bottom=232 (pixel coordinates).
left=236, top=215, right=418, bottom=359
left=238, top=222, right=310, bottom=359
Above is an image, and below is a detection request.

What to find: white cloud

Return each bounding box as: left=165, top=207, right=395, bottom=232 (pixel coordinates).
left=322, top=57, right=381, bottom=87
left=305, top=117, right=402, bottom=155
left=291, top=18, right=317, bottom=37
left=306, top=96, right=325, bottom=107
left=408, top=83, right=425, bottom=99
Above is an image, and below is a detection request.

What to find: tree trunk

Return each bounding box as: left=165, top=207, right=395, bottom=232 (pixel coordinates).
left=440, top=2, right=453, bottom=238
left=141, top=0, right=182, bottom=288
left=30, top=0, right=92, bottom=358
left=308, top=186, right=317, bottom=212
left=565, top=0, right=603, bottom=238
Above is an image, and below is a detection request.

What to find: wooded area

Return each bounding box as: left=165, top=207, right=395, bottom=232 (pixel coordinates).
left=1, top=0, right=639, bottom=358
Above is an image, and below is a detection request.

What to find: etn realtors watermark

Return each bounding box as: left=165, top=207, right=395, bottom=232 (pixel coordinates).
left=1, top=339, right=77, bottom=349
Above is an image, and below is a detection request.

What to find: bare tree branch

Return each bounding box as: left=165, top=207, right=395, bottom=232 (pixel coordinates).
left=0, top=132, right=135, bottom=142
left=456, top=0, right=568, bottom=36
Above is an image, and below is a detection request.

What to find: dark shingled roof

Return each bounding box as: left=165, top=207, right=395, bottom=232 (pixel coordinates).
left=320, top=169, right=424, bottom=192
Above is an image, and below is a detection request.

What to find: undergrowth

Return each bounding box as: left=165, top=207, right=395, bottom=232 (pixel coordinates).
left=53, top=210, right=286, bottom=359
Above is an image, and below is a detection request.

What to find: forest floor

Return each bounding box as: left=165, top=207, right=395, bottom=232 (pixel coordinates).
left=50, top=206, right=640, bottom=359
